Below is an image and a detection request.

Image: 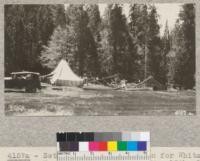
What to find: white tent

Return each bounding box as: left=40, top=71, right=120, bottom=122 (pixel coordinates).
left=49, top=59, right=83, bottom=86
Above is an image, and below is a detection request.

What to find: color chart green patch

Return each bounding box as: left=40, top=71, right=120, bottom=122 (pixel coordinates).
left=117, top=141, right=127, bottom=151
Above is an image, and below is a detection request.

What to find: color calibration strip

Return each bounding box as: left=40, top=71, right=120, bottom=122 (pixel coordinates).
left=57, top=132, right=149, bottom=152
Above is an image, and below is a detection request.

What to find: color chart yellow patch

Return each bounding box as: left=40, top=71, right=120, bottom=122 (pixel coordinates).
left=107, top=141, right=117, bottom=151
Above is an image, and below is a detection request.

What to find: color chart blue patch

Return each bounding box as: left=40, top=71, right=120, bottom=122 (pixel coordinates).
left=127, top=141, right=137, bottom=151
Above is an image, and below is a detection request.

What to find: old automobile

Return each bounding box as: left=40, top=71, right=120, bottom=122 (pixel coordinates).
left=5, top=71, right=41, bottom=92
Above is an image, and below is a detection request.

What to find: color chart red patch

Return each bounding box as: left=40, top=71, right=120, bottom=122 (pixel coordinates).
left=98, top=142, right=107, bottom=151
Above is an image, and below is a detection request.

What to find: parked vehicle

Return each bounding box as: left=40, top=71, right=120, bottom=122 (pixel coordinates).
left=5, top=71, right=41, bottom=92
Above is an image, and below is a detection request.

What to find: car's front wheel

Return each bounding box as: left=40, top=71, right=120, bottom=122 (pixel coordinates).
left=31, top=88, right=37, bottom=93
left=25, top=86, right=36, bottom=93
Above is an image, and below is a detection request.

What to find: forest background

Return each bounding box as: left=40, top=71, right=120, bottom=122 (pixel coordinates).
left=4, top=4, right=195, bottom=89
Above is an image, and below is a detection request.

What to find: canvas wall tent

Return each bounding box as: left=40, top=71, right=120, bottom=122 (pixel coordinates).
left=48, top=59, right=83, bottom=86
left=135, top=76, right=165, bottom=90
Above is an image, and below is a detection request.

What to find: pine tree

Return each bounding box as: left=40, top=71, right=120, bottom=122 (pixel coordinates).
left=129, top=4, right=149, bottom=81
left=147, top=5, right=163, bottom=83
left=40, top=26, right=76, bottom=70
left=85, top=4, right=101, bottom=41
left=66, top=4, right=97, bottom=76
left=168, top=21, right=182, bottom=87
left=173, top=4, right=195, bottom=89
left=162, top=21, right=171, bottom=85
left=98, top=5, right=114, bottom=76
left=85, top=4, right=101, bottom=76
left=100, top=4, right=135, bottom=80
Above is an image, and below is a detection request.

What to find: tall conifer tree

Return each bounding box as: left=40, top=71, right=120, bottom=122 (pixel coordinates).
left=100, top=4, right=135, bottom=80
left=147, top=5, right=163, bottom=83
left=172, top=4, right=195, bottom=89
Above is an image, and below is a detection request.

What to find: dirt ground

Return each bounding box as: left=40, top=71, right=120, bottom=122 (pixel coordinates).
left=4, top=87, right=196, bottom=116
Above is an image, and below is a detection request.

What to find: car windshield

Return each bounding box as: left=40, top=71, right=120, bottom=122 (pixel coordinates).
left=12, top=73, right=38, bottom=79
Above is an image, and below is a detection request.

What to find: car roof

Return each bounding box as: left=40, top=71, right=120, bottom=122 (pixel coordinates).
left=11, top=71, right=40, bottom=75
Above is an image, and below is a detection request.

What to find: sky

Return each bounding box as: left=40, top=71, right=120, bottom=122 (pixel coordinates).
left=65, top=3, right=183, bottom=35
